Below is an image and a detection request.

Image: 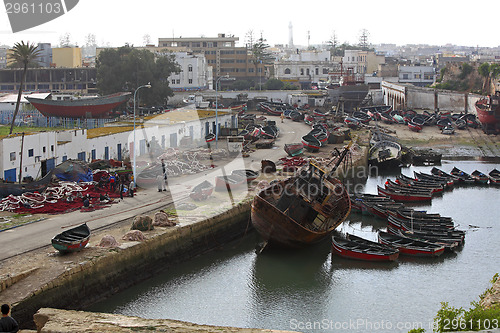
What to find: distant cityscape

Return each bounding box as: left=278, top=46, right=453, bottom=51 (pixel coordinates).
left=1, top=32, right=500, bottom=95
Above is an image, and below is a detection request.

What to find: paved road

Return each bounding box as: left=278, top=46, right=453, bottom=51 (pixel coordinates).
left=0, top=115, right=309, bottom=262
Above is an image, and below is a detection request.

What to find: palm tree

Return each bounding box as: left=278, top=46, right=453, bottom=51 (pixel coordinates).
left=9, top=41, right=41, bottom=135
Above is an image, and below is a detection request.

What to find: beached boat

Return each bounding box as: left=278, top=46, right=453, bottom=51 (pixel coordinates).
left=205, top=133, right=215, bottom=143
left=378, top=231, right=445, bottom=257
left=231, top=169, right=259, bottom=182
left=27, top=92, right=131, bottom=118
left=251, top=148, right=352, bottom=248
left=331, top=234, right=399, bottom=262
left=408, top=121, right=422, bottom=132
left=284, top=143, right=304, bottom=157
left=475, top=92, right=500, bottom=133
left=489, top=169, right=500, bottom=185
left=189, top=180, right=214, bottom=201
left=368, top=140, right=402, bottom=168
left=214, top=174, right=246, bottom=192
left=0, top=169, right=54, bottom=198
left=51, top=223, right=91, bottom=253
left=441, top=125, right=455, bottom=135
left=301, top=133, right=322, bottom=152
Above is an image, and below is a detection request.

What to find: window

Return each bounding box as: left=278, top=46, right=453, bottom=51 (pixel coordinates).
left=315, top=68, right=319, bottom=75
left=188, top=65, right=193, bottom=72
left=300, top=68, right=304, bottom=75
left=28, top=149, right=34, bottom=157
left=402, top=74, right=409, bottom=79
left=51, top=145, right=54, bottom=152
left=9, top=152, right=16, bottom=161
left=43, top=147, right=46, bottom=153
left=176, top=79, right=180, bottom=84
left=284, top=68, right=291, bottom=74
left=414, top=74, right=422, bottom=79
left=323, top=68, right=329, bottom=74
left=249, top=68, right=254, bottom=73
left=188, top=79, right=193, bottom=84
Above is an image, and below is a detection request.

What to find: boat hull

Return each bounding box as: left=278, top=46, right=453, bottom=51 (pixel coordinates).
left=51, top=223, right=91, bottom=253
left=251, top=177, right=351, bottom=248
left=27, top=92, right=131, bottom=118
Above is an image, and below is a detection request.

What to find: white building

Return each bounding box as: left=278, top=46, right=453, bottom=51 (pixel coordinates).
left=398, top=65, right=436, bottom=87
left=167, top=52, right=212, bottom=91
left=0, top=109, right=235, bottom=182
left=274, top=50, right=332, bottom=89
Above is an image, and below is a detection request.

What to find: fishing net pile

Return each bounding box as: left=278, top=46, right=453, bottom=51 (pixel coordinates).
left=0, top=181, right=120, bottom=214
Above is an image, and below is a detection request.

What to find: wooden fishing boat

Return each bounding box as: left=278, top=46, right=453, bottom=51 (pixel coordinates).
left=377, top=186, right=432, bottom=202
left=408, top=121, right=422, bottom=132
left=475, top=93, right=500, bottom=133
left=441, top=125, right=455, bottom=135
left=310, top=128, right=328, bottom=144
left=489, top=169, right=500, bottom=185
left=205, top=133, right=215, bottom=143
left=290, top=110, right=304, bottom=122
left=450, top=167, right=475, bottom=184
left=331, top=234, right=399, bottom=262
left=251, top=148, right=352, bottom=248
left=189, top=180, right=214, bottom=201
left=471, top=170, right=489, bottom=184
left=352, top=111, right=371, bottom=124
left=231, top=169, right=259, bottom=182
left=214, top=174, right=246, bottom=191
left=395, top=230, right=460, bottom=252
left=368, top=140, right=402, bottom=168
left=51, top=223, right=91, bottom=253
left=0, top=169, right=54, bottom=198
left=301, top=133, right=322, bottom=152
left=284, top=143, right=304, bottom=157
left=344, top=117, right=360, bottom=129
left=378, top=231, right=445, bottom=257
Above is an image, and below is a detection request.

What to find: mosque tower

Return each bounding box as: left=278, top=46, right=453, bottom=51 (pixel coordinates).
left=288, top=21, right=294, bottom=48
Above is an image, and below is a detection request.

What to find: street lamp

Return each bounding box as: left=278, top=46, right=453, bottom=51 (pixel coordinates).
left=133, top=83, right=151, bottom=189
left=215, top=75, right=234, bottom=148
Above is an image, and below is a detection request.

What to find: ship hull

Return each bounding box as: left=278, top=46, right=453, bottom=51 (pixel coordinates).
left=27, top=92, right=131, bottom=118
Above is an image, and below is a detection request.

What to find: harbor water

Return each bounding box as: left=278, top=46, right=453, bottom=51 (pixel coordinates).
left=89, top=159, right=500, bottom=333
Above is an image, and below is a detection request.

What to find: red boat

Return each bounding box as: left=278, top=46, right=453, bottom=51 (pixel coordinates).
left=378, top=231, right=445, bottom=257
left=475, top=92, right=500, bottom=133
left=331, top=234, right=399, bottom=262
left=27, top=92, right=131, bottom=118
left=377, top=186, right=432, bottom=202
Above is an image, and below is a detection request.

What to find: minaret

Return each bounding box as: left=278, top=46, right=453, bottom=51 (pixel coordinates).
left=288, top=22, right=294, bottom=48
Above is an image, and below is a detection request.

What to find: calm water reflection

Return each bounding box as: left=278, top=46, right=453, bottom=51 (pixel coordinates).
left=89, top=160, right=500, bottom=333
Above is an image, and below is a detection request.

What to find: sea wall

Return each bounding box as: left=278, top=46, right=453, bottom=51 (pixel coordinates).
left=12, top=200, right=252, bottom=328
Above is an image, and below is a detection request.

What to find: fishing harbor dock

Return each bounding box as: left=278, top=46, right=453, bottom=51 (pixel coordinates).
left=1, top=110, right=500, bottom=332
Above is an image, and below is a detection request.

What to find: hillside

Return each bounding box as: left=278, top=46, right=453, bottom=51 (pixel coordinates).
left=433, top=62, right=498, bottom=95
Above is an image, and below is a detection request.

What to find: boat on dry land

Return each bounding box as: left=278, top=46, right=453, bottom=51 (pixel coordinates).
left=475, top=92, right=500, bottom=133
left=27, top=92, right=131, bottom=118
left=51, top=223, right=91, bottom=253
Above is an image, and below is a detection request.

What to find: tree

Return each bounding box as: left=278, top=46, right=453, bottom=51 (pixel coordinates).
left=59, top=32, right=72, bottom=47
left=8, top=41, right=41, bottom=135
left=326, top=31, right=339, bottom=56
left=96, top=46, right=180, bottom=106
left=358, top=29, right=370, bottom=50
left=264, top=78, right=284, bottom=90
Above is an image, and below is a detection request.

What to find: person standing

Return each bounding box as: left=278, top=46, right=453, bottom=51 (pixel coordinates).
left=129, top=176, right=134, bottom=197
left=156, top=174, right=165, bottom=192
left=0, top=304, right=19, bottom=333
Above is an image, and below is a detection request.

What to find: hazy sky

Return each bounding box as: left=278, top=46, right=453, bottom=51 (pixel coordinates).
left=1, top=0, right=499, bottom=48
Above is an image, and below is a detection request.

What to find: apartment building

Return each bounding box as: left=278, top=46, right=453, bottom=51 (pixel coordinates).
left=158, top=33, right=265, bottom=84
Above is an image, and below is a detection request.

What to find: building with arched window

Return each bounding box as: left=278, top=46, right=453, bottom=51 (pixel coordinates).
left=274, top=50, right=332, bottom=89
